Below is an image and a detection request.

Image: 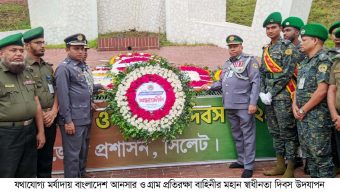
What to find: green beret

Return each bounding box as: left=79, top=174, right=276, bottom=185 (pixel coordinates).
left=226, top=35, right=243, bottom=45
left=335, top=28, right=340, bottom=38
left=23, top=27, right=44, bottom=43
left=263, top=12, right=282, bottom=27
left=0, top=33, right=23, bottom=49
left=329, top=20, right=340, bottom=34
left=64, top=33, right=87, bottom=46
left=300, top=23, right=328, bottom=41
left=282, top=16, right=304, bottom=30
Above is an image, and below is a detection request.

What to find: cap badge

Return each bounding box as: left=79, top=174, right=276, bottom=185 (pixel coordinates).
left=77, top=34, right=83, bottom=41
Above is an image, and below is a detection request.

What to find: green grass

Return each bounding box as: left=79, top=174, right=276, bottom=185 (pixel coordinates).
left=226, top=0, right=256, bottom=26
left=0, top=3, right=30, bottom=31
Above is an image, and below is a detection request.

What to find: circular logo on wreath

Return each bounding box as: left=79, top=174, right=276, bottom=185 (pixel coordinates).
left=136, top=82, right=167, bottom=111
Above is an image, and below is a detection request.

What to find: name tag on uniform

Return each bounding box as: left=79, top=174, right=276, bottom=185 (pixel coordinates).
left=5, top=84, right=15, bottom=88
left=298, top=78, right=305, bottom=89
left=227, top=71, right=234, bottom=78
left=48, top=83, right=54, bottom=94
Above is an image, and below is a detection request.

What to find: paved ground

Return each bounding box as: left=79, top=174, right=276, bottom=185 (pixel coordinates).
left=44, top=46, right=229, bottom=70
left=52, top=161, right=340, bottom=178
left=47, top=46, right=339, bottom=178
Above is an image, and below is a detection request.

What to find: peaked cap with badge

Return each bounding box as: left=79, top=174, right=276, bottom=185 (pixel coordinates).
left=282, top=16, right=304, bottom=30
left=64, top=33, right=87, bottom=46
left=0, top=33, right=24, bottom=49
left=226, top=35, right=243, bottom=45
left=300, top=23, right=328, bottom=41
left=23, top=26, right=44, bottom=43
left=263, top=12, right=282, bottom=27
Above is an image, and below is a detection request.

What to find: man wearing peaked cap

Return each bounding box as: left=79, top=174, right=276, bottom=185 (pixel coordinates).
left=0, top=33, right=45, bottom=177
left=328, top=20, right=340, bottom=60
left=202, top=34, right=260, bottom=178
left=55, top=33, right=94, bottom=178
left=260, top=12, right=300, bottom=178
left=295, top=23, right=335, bottom=178
left=24, top=27, right=59, bottom=178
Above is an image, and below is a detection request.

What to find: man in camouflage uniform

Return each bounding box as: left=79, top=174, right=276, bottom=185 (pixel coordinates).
left=328, top=21, right=340, bottom=60
left=294, top=23, right=335, bottom=178
left=328, top=28, right=340, bottom=176
left=0, top=33, right=45, bottom=177
left=282, top=16, right=306, bottom=171
left=23, top=27, right=59, bottom=178
left=259, top=12, right=300, bottom=178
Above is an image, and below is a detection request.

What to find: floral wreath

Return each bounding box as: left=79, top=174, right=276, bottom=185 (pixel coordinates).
left=106, top=58, right=194, bottom=141
left=179, top=66, right=212, bottom=88
left=109, top=52, right=153, bottom=71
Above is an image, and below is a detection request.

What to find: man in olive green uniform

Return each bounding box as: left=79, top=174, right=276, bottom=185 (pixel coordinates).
left=282, top=16, right=306, bottom=171
left=328, top=21, right=340, bottom=60
left=294, top=24, right=335, bottom=178
left=23, top=27, right=59, bottom=178
left=259, top=12, right=300, bottom=178
left=328, top=28, right=340, bottom=176
left=0, top=33, right=45, bottom=177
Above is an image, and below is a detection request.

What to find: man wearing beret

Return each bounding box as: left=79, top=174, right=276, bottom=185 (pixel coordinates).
left=23, top=27, right=59, bottom=178
left=328, top=20, right=340, bottom=60
left=282, top=16, right=307, bottom=172
left=328, top=27, right=340, bottom=176
left=294, top=23, right=335, bottom=178
left=0, top=33, right=45, bottom=177
left=55, top=33, right=93, bottom=178
left=202, top=35, right=260, bottom=178
left=260, top=12, right=300, bottom=177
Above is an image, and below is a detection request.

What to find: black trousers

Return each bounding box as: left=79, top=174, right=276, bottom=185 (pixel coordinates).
left=37, top=120, right=57, bottom=178
left=0, top=123, right=37, bottom=178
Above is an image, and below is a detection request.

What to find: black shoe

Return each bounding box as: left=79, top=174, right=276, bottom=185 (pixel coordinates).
left=229, top=162, right=244, bottom=169
left=294, top=157, right=304, bottom=168
left=304, top=159, right=310, bottom=175
left=241, top=169, right=253, bottom=178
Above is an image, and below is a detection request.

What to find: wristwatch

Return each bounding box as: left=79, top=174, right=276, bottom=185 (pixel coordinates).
left=298, top=108, right=305, bottom=115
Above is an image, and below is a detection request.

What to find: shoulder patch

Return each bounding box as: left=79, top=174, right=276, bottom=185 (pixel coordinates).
left=318, top=64, right=328, bottom=73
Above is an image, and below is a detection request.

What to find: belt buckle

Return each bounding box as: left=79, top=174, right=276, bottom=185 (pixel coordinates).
left=23, top=119, right=32, bottom=126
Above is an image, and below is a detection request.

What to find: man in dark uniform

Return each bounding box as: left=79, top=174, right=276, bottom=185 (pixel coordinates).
left=55, top=33, right=93, bottom=178
left=328, top=27, right=340, bottom=176
left=202, top=35, right=260, bottom=178
left=23, top=27, right=59, bottom=178
left=294, top=23, right=335, bottom=178
left=282, top=16, right=306, bottom=171
left=0, top=33, right=45, bottom=177
left=259, top=12, right=300, bottom=178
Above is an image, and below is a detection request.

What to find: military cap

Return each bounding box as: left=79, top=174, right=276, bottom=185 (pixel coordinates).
left=0, top=33, right=23, bottom=49
left=282, top=16, right=304, bottom=30
left=329, top=20, right=340, bottom=34
left=300, top=23, right=328, bottom=41
left=226, top=35, right=243, bottom=45
left=64, top=33, right=87, bottom=46
left=23, top=26, right=44, bottom=43
left=335, top=28, right=340, bottom=38
left=263, top=12, right=282, bottom=27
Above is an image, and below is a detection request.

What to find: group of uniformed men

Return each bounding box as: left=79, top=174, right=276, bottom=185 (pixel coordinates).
left=203, top=12, right=340, bottom=178
left=0, top=27, right=96, bottom=178
left=0, top=11, right=340, bottom=179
